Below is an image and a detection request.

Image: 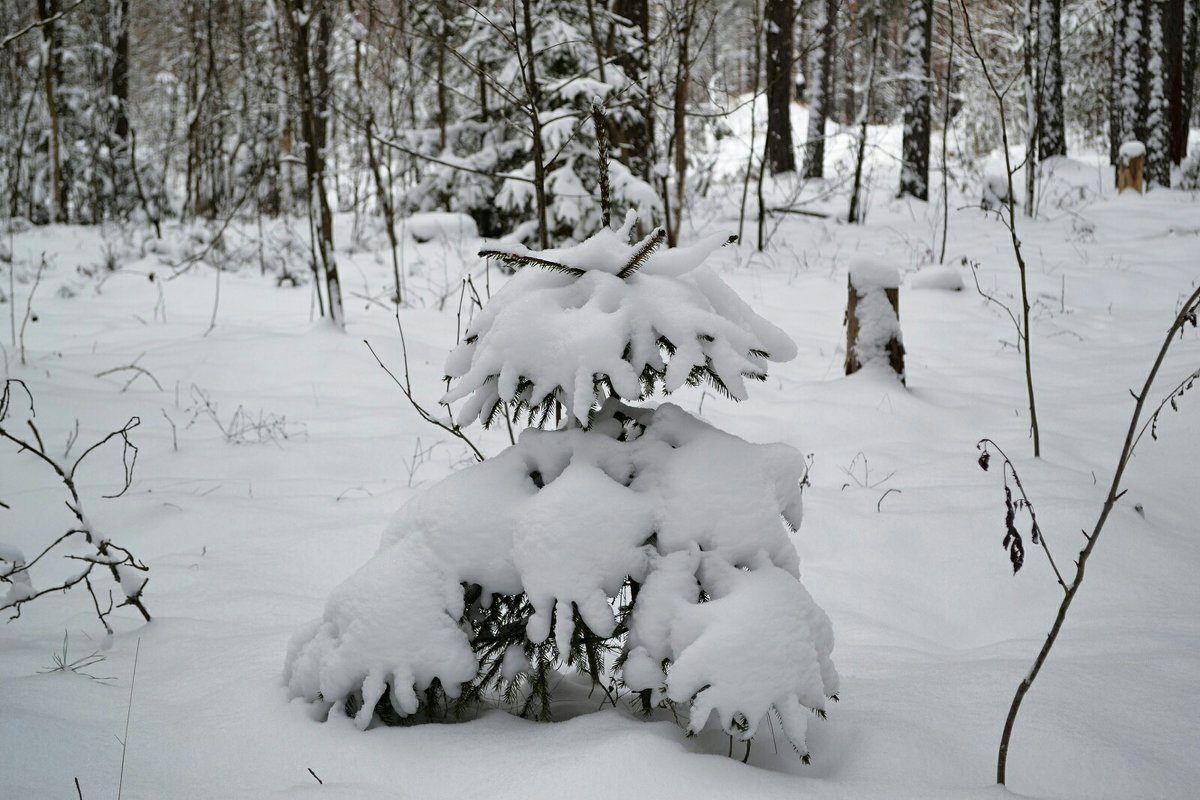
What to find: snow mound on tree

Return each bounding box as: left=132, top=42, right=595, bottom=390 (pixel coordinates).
left=284, top=400, right=837, bottom=755
left=444, top=213, right=797, bottom=427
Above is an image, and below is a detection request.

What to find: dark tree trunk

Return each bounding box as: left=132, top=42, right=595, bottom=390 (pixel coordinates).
left=765, top=0, right=795, bottom=174
left=1141, top=0, right=1171, bottom=187
left=1165, top=0, right=1199, bottom=163
left=519, top=0, right=550, bottom=249
left=611, top=0, right=653, bottom=185
left=899, top=0, right=934, bottom=199
left=283, top=0, right=344, bottom=326
left=37, top=0, right=67, bottom=223
left=111, top=0, right=131, bottom=147
left=804, top=0, right=836, bottom=179
left=1037, top=0, right=1067, bottom=159
left=1109, top=0, right=1127, bottom=165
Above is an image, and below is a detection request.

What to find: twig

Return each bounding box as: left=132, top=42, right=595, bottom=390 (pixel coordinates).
left=0, top=0, right=89, bottom=51
left=1, top=380, right=150, bottom=629
left=307, top=768, right=323, bottom=785
left=363, top=330, right=485, bottom=463
left=96, top=356, right=164, bottom=392
left=19, top=255, right=46, bottom=365
left=117, top=638, right=141, bottom=800
left=876, top=488, right=901, bottom=512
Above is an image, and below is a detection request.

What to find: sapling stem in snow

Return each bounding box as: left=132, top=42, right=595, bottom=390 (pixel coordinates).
left=984, top=283, right=1200, bottom=785
left=958, top=0, right=1041, bottom=457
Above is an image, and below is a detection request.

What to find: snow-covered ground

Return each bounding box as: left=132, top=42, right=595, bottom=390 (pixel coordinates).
left=2, top=107, right=1199, bottom=799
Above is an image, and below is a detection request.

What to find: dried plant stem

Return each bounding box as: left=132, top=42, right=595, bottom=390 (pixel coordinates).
left=995, top=283, right=1200, bottom=784
left=19, top=255, right=45, bottom=365
left=117, top=637, right=141, bottom=800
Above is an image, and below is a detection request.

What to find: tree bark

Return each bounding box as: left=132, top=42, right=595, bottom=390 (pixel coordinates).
left=1145, top=0, right=1171, bottom=187
left=283, top=0, right=344, bottom=326
left=37, top=0, right=67, bottom=223
left=519, top=0, right=550, bottom=249
left=848, top=0, right=882, bottom=224
left=111, top=0, right=131, bottom=147
left=1037, top=0, right=1067, bottom=159
left=803, top=0, right=836, bottom=179
left=1165, top=0, right=1199, bottom=164
left=899, top=0, right=934, bottom=199
left=764, top=0, right=795, bottom=174
left=611, top=0, right=653, bottom=185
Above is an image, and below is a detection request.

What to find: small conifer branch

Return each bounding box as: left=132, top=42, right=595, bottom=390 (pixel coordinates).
left=591, top=98, right=611, bottom=229
left=617, top=228, right=666, bottom=280
left=478, top=249, right=585, bottom=277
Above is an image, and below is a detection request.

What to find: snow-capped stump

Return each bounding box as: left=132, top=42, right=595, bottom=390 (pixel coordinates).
left=285, top=213, right=837, bottom=761
left=1118, top=141, right=1145, bottom=195
left=845, top=258, right=905, bottom=383
left=910, top=264, right=963, bottom=292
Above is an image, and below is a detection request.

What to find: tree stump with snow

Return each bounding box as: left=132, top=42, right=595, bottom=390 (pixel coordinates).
left=1117, top=141, right=1145, bottom=194
left=845, top=260, right=905, bottom=384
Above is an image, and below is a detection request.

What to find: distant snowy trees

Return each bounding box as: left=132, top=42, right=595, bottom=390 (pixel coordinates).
left=1112, top=0, right=1199, bottom=187
left=1, top=0, right=1199, bottom=242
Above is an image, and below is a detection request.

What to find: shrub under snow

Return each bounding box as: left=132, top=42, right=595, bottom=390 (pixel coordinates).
left=284, top=211, right=839, bottom=759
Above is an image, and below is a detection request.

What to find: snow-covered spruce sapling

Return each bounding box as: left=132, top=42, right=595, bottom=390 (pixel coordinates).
left=978, top=284, right=1199, bottom=786
left=285, top=211, right=839, bottom=760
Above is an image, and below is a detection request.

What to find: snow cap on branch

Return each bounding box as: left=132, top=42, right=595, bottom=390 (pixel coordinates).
left=446, top=212, right=797, bottom=427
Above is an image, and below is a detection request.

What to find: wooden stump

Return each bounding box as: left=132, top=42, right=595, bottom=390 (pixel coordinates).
left=1117, top=141, right=1145, bottom=194
left=845, top=263, right=905, bottom=384
left=1118, top=156, right=1144, bottom=194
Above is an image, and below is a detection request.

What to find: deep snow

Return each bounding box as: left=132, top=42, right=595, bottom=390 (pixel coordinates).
left=2, top=102, right=1199, bottom=799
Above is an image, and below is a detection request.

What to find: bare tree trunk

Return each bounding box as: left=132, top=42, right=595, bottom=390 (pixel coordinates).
left=111, top=0, right=131, bottom=147
left=350, top=0, right=403, bottom=306
left=1036, top=0, right=1066, bottom=159
left=611, top=0, right=653, bottom=186
left=670, top=4, right=695, bottom=245
left=1022, top=0, right=1038, bottom=216
left=37, top=0, right=67, bottom=223
left=804, top=0, right=835, bottom=179
left=519, top=0, right=550, bottom=249
left=899, top=0, right=934, bottom=199
left=436, top=0, right=449, bottom=153
left=848, top=0, right=882, bottom=224
left=764, top=0, right=795, bottom=174
left=284, top=0, right=344, bottom=327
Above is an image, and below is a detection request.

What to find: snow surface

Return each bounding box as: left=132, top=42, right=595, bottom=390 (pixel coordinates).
left=3, top=109, right=1200, bottom=799
left=910, top=265, right=964, bottom=292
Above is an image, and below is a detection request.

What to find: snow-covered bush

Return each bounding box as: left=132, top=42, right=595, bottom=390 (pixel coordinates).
left=285, top=212, right=839, bottom=759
